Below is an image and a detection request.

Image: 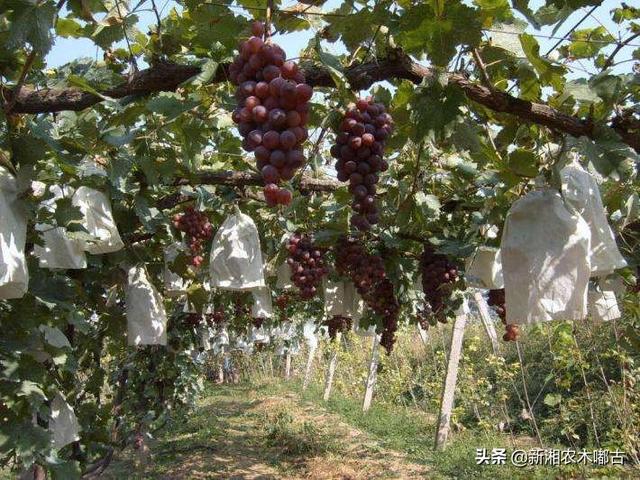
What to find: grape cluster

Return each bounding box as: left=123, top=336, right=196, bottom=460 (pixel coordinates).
left=335, top=237, right=400, bottom=352
left=229, top=21, right=313, bottom=207
left=330, top=97, right=394, bottom=231
left=205, top=308, right=226, bottom=327
left=420, top=246, right=460, bottom=322
left=487, top=289, right=519, bottom=342
left=324, top=315, right=352, bottom=340
left=275, top=293, right=290, bottom=309
left=286, top=233, right=328, bottom=299
left=172, top=206, right=213, bottom=267
left=251, top=317, right=265, bottom=329
left=184, top=313, right=202, bottom=329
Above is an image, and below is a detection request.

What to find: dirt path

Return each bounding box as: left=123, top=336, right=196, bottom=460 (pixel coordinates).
left=102, top=383, right=430, bottom=479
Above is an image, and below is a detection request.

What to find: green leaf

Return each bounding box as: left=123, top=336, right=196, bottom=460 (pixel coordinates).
left=544, top=393, right=562, bottom=407
left=54, top=197, right=84, bottom=230
left=39, top=326, right=72, bottom=349
left=487, top=21, right=527, bottom=57
left=6, top=0, right=56, bottom=54
left=399, top=1, right=482, bottom=66
left=564, top=27, right=615, bottom=59
left=520, top=33, right=566, bottom=91
left=410, top=77, right=465, bottom=140
left=56, top=18, right=83, bottom=38
left=183, top=59, right=219, bottom=87
left=146, top=92, right=199, bottom=120
left=414, top=192, right=441, bottom=217
left=314, top=38, right=351, bottom=98
left=508, top=148, right=539, bottom=177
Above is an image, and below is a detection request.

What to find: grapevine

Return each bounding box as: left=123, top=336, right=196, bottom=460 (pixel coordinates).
left=229, top=21, right=313, bottom=207
left=330, top=97, right=394, bottom=231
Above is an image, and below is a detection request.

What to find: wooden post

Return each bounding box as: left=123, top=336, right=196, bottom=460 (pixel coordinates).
left=302, top=345, right=316, bottom=391
left=362, top=335, right=380, bottom=412
left=217, top=346, right=225, bottom=384
left=323, top=334, right=340, bottom=401
left=284, top=353, right=292, bottom=381
left=435, top=312, right=468, bottom=450
left=473, top=290, right=500, bottom=355
left=417, top=324, right=429, bottom=346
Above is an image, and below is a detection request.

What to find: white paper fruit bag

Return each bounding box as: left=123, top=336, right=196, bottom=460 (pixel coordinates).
left=345, top=282, right=374, bottom=336
left=323, top=278, right=346, bottom=317
left=210, top=208, right=265, bottom=290
left=251, top=287, right=273, bottom=318
left=501, top=189, right=591, bottom=325
left=465, top=247, right=504, bottom=289
left=49, top=392, right=80, bottom=449
left=72, top=186, right=123, bottom=254
left=588, top=287, right=620, bottom=322
left=126, top=266, right=168, bottom=346
left=0, top=169, right=29, bottom=299
left=276, top=262, right=294, bottom=289
left=34, top=185, right=87, bottom=269
left=561, top=159, right=627, bottom=276
left=303, top=320, right=318, bottom=350
left=164, top=242, right=188, bottom=297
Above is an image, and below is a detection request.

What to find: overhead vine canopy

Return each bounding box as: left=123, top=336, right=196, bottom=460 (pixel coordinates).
left=0, top=0, right=639, bottom=477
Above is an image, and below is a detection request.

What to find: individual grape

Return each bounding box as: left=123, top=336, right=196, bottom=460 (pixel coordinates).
left=230, top=21, right=313, bottom=206
left=172, top=206, right=213, bottom=267
left=286, top=233, right=328, bottom=299
left=329, top=97, right=394, bottom=231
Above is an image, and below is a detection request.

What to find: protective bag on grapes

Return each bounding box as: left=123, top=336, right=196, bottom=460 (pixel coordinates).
left=276, top=262, right=294, bottom=289
left=0, top=168, right=29, bottom=299
left=561, top=159, right=627, bottom=276
left=588, top=287, right=620, bottom=322
left=249, top=325, right=270, bottom=344
left=465, top=247, right=504, bottom=289
left=34, top=185, right=87, bottom=269
left=251, top=286, right=273, bottom=318
left=164, top=242, right=188, bottom=297
left=303, top=320, right=318, bottom=350
left=344, top=282, right=374, bottom=336
left=200, top=326, right=213, bottom=350
left=126, top=265, right=168, bottom=346
left=49, top=392, right=80, bottom=449
left=323, top=278, right=346, bottom=317
left=501, top=189, right=591, bottom=325
left=209, top=207, right=266, bottom=290
left=72, top=186, right=124, bottom=254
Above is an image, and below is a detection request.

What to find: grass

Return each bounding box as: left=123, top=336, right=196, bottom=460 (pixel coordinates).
left=258, top=379, right=636, bottom=480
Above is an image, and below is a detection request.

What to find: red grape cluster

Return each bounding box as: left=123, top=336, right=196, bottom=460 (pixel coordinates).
left=487, top=289, right=519, bottom=342
left=229, top=21, right=313, bottom=207
left=184, top=313, right=202, bottom=328
left=251, top=317, right=265, bottom=329
left=330, top=97, right=394, bottom=231
left=172, top=206, right=213, bottom=267
left=286, top=233, right=328, bottom=299
left=275, top=293, right=290, bottom=309
left=420, top=246, right=460, bottom=322
left=205, top=308, right=226, bottom=327
left=324, top=315, right=352, bottom=340
left=335, top=237, right=400, bottom=352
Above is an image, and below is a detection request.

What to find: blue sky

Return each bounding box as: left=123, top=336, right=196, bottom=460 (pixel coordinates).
left=46, top=0, right=636, bottom=78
